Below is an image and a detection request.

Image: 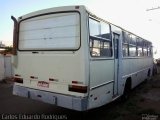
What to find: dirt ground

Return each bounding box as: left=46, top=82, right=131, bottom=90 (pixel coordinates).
left=0, top=67, right=160, bottom=120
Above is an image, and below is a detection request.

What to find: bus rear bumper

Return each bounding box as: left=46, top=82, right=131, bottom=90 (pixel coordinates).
left=13, top=84, right=88, bottom=111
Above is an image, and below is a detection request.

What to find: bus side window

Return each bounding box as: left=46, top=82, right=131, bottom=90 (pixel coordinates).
left=89, top=18, right=112, bottom=57
left=122, top=32, right=129, bottom=57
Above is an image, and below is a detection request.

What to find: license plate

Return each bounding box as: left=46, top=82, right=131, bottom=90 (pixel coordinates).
left=37, top=81, right=49, bottom=88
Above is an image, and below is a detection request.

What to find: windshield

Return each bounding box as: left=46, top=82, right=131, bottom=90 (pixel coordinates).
left=18, top=12, right=80, bottom=50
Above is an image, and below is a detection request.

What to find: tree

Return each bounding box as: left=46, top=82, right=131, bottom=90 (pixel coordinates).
left=4, top=46, right=13, bottom=53
left=0, top=46, right=13, bottom=54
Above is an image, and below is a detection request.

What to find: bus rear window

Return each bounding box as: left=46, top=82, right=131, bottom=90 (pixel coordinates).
left=18, top=12, right=80, bottom=50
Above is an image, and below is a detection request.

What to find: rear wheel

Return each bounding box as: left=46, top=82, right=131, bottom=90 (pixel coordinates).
left=147, top=69, right=152, bottom=81
left=121, top=79, right=131, bottom=101
left=148, top=69, right=151, bottom=77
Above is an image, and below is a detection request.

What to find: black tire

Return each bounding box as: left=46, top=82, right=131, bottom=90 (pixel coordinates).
left=148, top=69, right=151, bottom=77
left=147, top=69, right=152, bottom=81
left=81, top=111, right=88, bottom=120
left=121, top=79, right=131, bottom=101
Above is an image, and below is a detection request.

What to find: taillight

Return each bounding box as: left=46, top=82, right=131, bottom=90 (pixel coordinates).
left=72, top=81, right=83, bottom=84
left=72, top=81, right=79, bottom=84
left=69, top=85, right=87, bottom=93
left=15, top=74, right=21, bottom=77
left=30, top=76, right=38, bottom=79
left=49, top=78, right=58, bottom=82
left=13, top=77, right=23, bottom=83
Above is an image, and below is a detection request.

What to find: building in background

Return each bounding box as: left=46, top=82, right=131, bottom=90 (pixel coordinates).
left=0, top=41, right=12, bottom=55
left=0, top=41, right=5, bottom=48
left=0, top=54, right=13, bottom=81
left=0, top=41, right=13, bottom=81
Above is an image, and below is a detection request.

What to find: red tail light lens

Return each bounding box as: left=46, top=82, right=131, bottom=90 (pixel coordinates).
left=13, top=77, right=23, bottom=83
left=72, top=81, right=79, bottom=84
left=69, top=85, right=87, bottom=93
left=72, top=81, right=83, bottom=84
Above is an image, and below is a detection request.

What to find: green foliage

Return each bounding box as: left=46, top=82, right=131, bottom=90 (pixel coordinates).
left=4, top=46, right=13, bottom=53
left=0, top=46, right=13, bottom=54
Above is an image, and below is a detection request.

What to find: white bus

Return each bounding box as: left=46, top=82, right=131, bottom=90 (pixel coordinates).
left=11, top=5, right=153, bottom=111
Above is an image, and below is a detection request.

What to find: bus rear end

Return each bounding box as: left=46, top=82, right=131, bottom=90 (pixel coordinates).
left=12, top=6, right=89, bottom=111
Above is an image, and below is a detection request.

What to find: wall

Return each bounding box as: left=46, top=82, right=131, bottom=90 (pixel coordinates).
left=0, top=55, right=12, bottom=81
left=4, top=56, right=13, bottom=78
left=0, top=55, right=5, bottom=81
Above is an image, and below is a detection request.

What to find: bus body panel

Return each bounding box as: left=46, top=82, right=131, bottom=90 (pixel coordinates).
left=110, top=25, right=124, bottom=96
left=88, top=60, right=114, bottom=109
left=13, top=51, right=87, bottom=97
left=13, top=6, right=89, bottom=97
left=88, top=82, right=113, bottom=109
left=89, top=60, right=114, bottom=88
left=87, top=23, right=123, bottom=109
left=13, top=6, right=90, bottom=111
left=13, top=85, right=88, bottom=111
left=12, top=5, right=153, bottom=111
left=122, top=57, right=153, bottom=89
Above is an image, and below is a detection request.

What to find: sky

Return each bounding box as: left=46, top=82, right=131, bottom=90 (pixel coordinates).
left=1, top=0, right=160, bottom=58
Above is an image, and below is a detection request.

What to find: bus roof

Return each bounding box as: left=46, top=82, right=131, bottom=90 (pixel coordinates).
left=18, top=5, right=151, bottom=43
left=18, top=5, right=86, bottom=20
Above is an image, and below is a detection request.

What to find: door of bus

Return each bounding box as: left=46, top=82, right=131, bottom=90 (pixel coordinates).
left=113, top=33, right=120, bottom=96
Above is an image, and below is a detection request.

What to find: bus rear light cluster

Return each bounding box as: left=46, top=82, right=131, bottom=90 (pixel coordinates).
left=49, top=78, right=58, bottom=82
left=30, top=76, right=38, bottom=79
left=68, top=85, right=87, bottom=93
left=72, top=81, right=83, bottom=84
left=13, top=77, right=23, bottom=84
left=15, top=74, right=21, bottom=77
